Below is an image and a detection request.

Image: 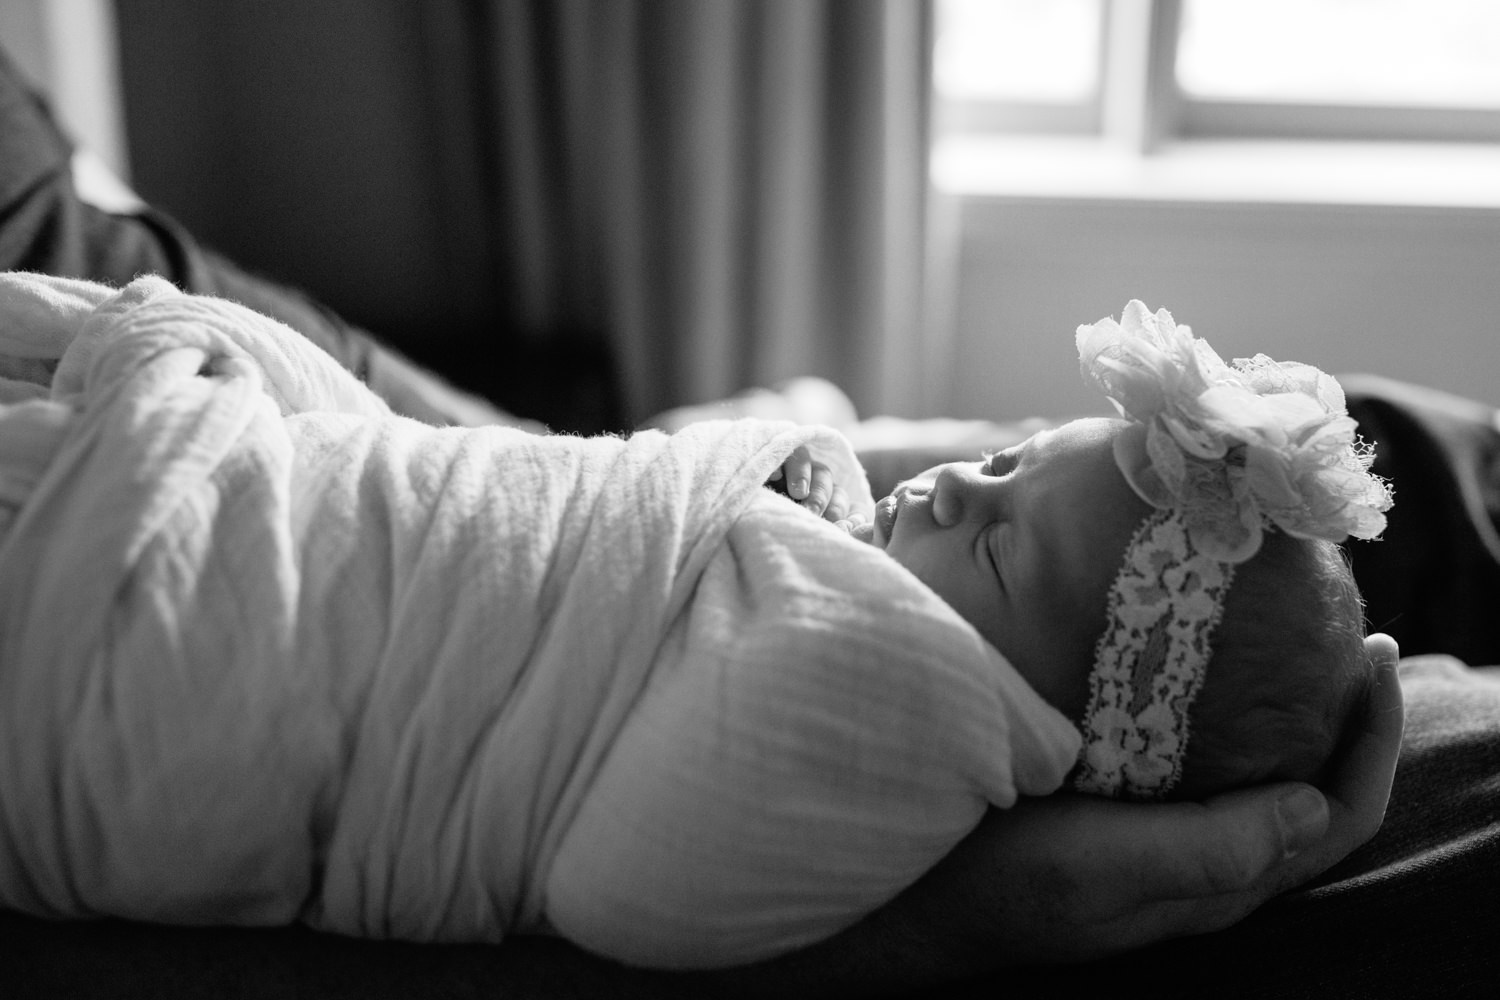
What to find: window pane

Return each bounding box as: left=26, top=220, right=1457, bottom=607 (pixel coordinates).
left=1178, top=0, right=1500, bottom=107
left=934, top=0, right=1102, bottom=103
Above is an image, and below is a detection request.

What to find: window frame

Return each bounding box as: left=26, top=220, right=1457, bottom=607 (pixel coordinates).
left=937, top=0, right=1500, bottom=149
left=1179, top=100, right=1500, bottom=144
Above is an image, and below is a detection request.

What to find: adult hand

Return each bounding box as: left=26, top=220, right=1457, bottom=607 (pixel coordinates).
left=727, top=633, right=1404, bottom=996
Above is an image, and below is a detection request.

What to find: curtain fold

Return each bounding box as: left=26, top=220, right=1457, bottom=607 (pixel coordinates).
left=423, top=0, right=933, bottom=424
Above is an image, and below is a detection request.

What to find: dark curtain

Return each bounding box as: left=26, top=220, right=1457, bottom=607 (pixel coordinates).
left=420, top=0, right=936, bottom=424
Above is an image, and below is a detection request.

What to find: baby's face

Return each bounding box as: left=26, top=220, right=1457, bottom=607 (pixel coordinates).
left=870, top=417, right=1151, bottom=718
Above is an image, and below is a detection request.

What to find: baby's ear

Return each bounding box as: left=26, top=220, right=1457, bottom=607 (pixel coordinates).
left=0, top=272, right=119, bottom=360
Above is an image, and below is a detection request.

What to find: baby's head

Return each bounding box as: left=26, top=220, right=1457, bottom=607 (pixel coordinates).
left=868, top=418, right=1368, bottom=799
left=865, top=302, right=1392, bottom=800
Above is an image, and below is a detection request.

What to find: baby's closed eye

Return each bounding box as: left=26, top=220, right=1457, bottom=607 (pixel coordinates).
left=983, top=449, right=1021, bottom=477
left=981, top=524, right=1007, bottom=590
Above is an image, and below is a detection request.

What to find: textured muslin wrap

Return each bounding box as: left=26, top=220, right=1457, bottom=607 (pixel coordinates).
left=0, top=273, right=1080, bottom=967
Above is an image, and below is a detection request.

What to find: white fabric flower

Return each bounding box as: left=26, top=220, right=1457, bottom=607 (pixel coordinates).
left=1078, top=301, right=1393, bottom=563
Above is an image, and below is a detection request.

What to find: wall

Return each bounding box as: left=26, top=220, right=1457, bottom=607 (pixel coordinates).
left=943, top=195, right=1500, bottom=421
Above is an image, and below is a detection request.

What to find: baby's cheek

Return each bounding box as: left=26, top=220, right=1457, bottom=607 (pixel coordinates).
left=1005, top=608, right=1098, bottom=723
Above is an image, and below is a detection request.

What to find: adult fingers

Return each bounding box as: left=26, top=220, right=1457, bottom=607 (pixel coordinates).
left=1007, top=788, right=1320, bottom=913
left=1118, top=784, right=1327, bottom=906
left=1334, top=633, right=1404, bottom=837
left=1257, top=632, right=1404, bottom=894
left=909, top=794, right=1299, bottom=965
left=1087, top=886, right=1270, bottom=959
left=1139, top=632, right=1402, bottom=903
left=979, top=787, right=1327, bottom=962
left=1113, top=633, right=1404, bottom=938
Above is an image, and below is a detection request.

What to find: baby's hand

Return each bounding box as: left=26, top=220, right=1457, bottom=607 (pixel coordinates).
left=834, top=511, right=871, bottom=539
left=766, top=445, right=851, bottom=523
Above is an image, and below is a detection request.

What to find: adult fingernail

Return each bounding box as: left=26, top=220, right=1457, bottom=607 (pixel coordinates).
left=791, top=478, right=808, bottom=498
left=1275, top=787, right=1327, bottom=858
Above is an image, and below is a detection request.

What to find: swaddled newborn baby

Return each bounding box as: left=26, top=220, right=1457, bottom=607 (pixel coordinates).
left=0, top=276, right=1388, bottom=970
left=859, top=417, right=1367, bottom=800
left=0, top=272, right=1077, bottom=970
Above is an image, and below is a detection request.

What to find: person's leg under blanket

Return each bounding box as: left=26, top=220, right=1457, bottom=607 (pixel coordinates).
left=0, top=45, right=537, bottom=430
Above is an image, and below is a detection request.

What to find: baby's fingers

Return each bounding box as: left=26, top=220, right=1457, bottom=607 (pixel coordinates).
left=821, top=485, right=851, bottom=523
left=802, top=462, right=835, bottom=514
left=834, top=511, right=867, bottom=534
left=769, top=447, right=845, bottom=516
left=778, top=446, right=813, bottom=500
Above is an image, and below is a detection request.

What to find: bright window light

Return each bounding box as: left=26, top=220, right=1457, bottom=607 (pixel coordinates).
left=934, top=0, right=1103, bottom=103
left=1178, top=0, right=1500, bottom=108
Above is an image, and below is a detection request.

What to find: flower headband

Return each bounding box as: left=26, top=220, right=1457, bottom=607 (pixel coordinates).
left=1070, top=301, right=1392, bottom=799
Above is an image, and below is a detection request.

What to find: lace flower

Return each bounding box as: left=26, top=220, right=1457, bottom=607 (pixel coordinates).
left=1077, top=301, right=1393, bottom=563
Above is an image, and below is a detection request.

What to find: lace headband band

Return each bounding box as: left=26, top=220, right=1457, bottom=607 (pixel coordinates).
left=1072, top=508, right=1233, bottom=799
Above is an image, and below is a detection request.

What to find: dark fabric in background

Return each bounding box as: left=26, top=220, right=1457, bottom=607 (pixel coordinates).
left=1342, top=374, right=1500, bottom=667
left=0, top=58, right=379, bottom=379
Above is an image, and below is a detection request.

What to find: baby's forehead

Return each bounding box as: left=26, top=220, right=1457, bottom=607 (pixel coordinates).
left=1026, top=418, right=1129, bottom=486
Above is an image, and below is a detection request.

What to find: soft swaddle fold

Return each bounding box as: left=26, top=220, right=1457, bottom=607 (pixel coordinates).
left=0, top=273, right=1080, bottom=968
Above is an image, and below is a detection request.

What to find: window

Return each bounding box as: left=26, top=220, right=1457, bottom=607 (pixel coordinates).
left=935, top=0, right=1500, bottom=147
left=933, top=0, right=1103, bottom=134
left=925, top=0, right=1500, bottom=430
left=1177, top=0, right=1500, bottom=142
left=1178, top=0, right=1500, bottom=107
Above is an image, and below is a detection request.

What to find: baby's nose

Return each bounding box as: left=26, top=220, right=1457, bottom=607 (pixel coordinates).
left=930, top=464, right=978, bottom=527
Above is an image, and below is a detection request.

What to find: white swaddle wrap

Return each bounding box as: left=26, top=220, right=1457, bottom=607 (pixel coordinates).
left=0, top=273, right=1081, bottom=967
